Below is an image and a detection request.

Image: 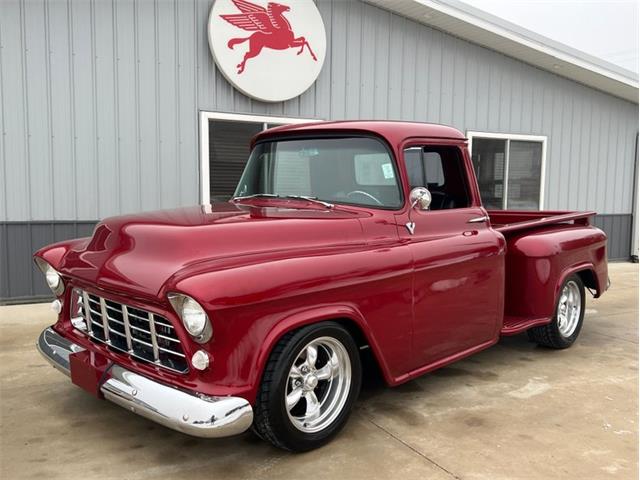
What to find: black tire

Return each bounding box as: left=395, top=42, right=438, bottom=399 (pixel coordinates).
left=528, top=274, right=585, bottom=349
left=253, top=322, right=362, bottom=452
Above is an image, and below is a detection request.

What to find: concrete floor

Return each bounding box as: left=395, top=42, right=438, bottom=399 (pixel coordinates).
left=1, top=263, right=637, bottom=480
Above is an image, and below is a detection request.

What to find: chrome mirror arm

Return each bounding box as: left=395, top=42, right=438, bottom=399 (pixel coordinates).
left=405, top=220, right=416, bottom=235
left=405, top=187, right=431, bottom=235
left=405, top=198, right=419, bottom=235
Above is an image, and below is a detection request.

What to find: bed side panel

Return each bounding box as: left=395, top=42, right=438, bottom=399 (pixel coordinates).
left=503, top=225, right=607, bottom=319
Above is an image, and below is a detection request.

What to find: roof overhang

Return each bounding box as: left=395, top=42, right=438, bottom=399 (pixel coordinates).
left=365, top=0, right=639, bottom=104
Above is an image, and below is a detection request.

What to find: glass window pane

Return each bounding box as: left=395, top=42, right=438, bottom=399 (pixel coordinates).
left=471, top=138, right=506, bottom=209
left=235, top=137, right=402, bottom=208
left=423, top=151, right=445, bottom=186
left=403, top=146, right=470, bottom=210
left=354, top=154, right=397, bottom=186
left=404, top=147, right=424, bottom=189
left=273, top=151, right=311, bottom=195
left=209, top=120, right=263, bottom=201
left=507, top=141, right=542, bottom=210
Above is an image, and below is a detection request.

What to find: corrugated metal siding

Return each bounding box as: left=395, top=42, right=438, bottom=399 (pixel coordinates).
left=0, top=221, right=96, bottom=303
left=0, top=0, right=637, bottom=222
left=592, top=214, right=633, bottom=261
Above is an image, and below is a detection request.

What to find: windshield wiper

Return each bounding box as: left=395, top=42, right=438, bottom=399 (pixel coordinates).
left=231, top=193, right=279, bottom=202
left=232, top=193, right=334, bottom=209
left=284, top=195, right=334, bottom=209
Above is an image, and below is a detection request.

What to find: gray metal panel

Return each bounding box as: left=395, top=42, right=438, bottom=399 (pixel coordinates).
left=1, top=0, right=31, bottom=221
left=0, top=0, right=637, bottom=223
left=95, top=0, right=119, bottom=218
left=115, top=0, right=141, bottom=214
left=176, top=0, right=199, bottom=207
left=48, top=0, right=76, bottom=219
left=0, top=221, right=96, bottom=303
left=136, top=0, right=160, bottom=212
left=591, top=214, right=634, bottom=260
left=24, top=0, right=52, bottom=221
left=345, top=0, right=362, bottom=119
left=372, top=7, right=390, bottom=120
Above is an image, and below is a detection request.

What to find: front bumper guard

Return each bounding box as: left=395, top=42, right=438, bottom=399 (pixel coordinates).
left=37, top=327, right=254, bottom=438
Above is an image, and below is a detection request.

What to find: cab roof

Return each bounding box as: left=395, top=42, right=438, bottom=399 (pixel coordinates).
left=252, top=120, right=466, bottom=148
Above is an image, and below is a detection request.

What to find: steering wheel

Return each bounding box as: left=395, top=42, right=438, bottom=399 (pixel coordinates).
left=346, top=190, right=383, bottom=206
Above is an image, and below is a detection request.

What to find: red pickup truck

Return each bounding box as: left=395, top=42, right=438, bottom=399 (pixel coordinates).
left=35, top=121, right=608, bottom=451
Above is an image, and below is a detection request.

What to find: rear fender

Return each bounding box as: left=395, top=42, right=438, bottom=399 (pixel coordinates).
left=503, top=225, right=607, bottom=319
left=556, top=263, right=595, bottom=301
left=557, top=264, right=606, bottom=299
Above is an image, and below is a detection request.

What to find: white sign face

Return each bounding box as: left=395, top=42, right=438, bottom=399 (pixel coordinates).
left=208, top=0, right=327, bottom=103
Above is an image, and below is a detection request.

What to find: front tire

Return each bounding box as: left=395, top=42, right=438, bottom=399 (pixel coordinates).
left=253, top=322, right=362, bottom=452
left=528, top=274, right=585, bottom=349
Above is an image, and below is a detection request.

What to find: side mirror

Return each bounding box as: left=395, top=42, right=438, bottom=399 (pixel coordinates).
left=409, top=187, right=431, bottom=211
left=405, top=187, right=431, bottom=235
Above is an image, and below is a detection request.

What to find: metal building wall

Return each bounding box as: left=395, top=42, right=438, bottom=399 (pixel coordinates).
left=1, top=0, right=638, bottom=301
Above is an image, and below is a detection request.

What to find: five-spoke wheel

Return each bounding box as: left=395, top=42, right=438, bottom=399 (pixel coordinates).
left=556, top=280, right=582, bottom=337
left=528, top=274, right=586, bottom=349
left=285, top=337, right=351, bottom=433
left=253, top=323, right=361, bottom=451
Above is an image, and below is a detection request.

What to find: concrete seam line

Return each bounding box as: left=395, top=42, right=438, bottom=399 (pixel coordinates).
left=588, top=331, right=639, bottom=345
left=362, top=413, right=462, bottom=480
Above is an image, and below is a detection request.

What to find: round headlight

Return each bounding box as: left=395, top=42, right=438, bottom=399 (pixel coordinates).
left=168, top=293, right=213, bottom=343
left=34, top=257, right=65, bottom=296
left=182, top=297, right=207, bottom=336
left=46, top=268, right=61, bottom=291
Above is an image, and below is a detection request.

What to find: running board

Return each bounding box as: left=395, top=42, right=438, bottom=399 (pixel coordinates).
left=501, top=316, right=551, bottom=336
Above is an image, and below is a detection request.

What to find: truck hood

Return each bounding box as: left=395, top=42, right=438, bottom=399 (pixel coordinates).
left=58, top=202, right=365, bottom=299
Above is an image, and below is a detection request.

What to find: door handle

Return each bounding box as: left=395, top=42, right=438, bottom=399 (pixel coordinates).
left=467, top=215, right=489, bottom=224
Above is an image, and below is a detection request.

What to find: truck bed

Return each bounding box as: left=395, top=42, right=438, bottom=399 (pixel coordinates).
left=487, top=210, right=596, bottom=235
left=487, top=209, right=605, bottom=336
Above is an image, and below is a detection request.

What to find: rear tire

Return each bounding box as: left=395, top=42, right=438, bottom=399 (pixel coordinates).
left=253, top=322, right=361, bottom=452
left=528, top=274, right=585, bottom=349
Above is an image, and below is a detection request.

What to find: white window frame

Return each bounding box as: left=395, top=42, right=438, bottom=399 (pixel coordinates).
left=467, top=131, right=548, bottom=210
left=199, top=111, right=319, bottom=205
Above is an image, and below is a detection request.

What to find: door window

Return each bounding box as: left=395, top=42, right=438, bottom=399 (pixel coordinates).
left=403, top=146, right=470, bottom=210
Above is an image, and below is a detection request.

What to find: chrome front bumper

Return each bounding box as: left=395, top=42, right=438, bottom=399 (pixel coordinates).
left=37, top=327, right=254, bottom=438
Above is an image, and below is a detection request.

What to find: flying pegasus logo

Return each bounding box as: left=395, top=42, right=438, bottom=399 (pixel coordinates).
left=221, top=0, right=318, bottom=74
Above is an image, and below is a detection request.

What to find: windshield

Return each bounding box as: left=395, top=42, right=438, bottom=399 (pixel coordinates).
left=233, top=137, right=403, bottom=209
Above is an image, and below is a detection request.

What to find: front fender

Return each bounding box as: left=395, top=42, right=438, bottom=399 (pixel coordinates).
left=34, top=237, right=90, bottom=270
left=170, top=244, right=414, bottom=404
left=255, top=304, right=395, bottom=392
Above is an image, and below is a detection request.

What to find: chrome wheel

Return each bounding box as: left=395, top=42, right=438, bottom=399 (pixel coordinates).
left=285, top=336, right=351, bottom=433
left=557, top=280, right=582, bottom=337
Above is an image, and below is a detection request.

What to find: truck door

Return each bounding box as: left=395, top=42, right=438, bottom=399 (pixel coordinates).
left=396, top=144, right=505, bottom=371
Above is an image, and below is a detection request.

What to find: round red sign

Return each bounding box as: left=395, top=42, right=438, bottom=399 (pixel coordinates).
left=208, top=0, right=327, bottom=103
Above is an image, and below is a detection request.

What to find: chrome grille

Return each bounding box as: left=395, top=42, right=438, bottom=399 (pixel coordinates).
left=75, top=289, right=188, bottom=373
